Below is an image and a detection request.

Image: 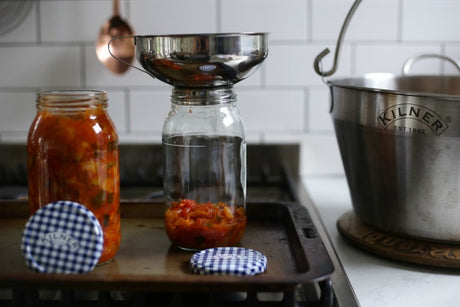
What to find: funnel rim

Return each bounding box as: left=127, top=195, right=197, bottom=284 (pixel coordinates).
left=135, top=32, right=268, bottom=39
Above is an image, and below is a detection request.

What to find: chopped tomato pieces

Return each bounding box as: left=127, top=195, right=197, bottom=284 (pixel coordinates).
left=164, top=199, right=246, bottom=250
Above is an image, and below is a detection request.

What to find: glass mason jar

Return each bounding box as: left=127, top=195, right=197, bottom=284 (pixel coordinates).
left=27, top=90, right=121, bottom=264
left=163, top=87, right=247, bottom=250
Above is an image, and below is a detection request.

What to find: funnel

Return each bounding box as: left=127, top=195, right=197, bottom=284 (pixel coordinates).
left=111, top=33, right=268, bottom=88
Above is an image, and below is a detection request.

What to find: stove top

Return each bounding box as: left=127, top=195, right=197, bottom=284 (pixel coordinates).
left=0, top=144, right=358, bottom=306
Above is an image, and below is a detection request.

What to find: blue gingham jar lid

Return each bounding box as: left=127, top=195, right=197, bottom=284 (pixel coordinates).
left=21, top=200, right=104, bottom=274
left=190, top=247, right=267, bottom=276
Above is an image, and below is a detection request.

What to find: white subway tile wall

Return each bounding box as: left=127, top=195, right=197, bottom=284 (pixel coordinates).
left=0, top=0, right=459, bottom=176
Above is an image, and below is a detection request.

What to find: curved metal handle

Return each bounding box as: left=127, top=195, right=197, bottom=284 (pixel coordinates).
left=402, top=54, right=460, bottom=75
left=314, top=0, right=362, bottom=77
left=108, top=36, right=152, bottom=76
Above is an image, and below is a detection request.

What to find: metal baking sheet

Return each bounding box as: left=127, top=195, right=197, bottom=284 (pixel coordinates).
left=0, top=200, right=334, bottom=292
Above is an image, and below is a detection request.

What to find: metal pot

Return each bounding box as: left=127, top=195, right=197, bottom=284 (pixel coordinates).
left=329, top=73, right=460, bottom=243
left=314, top=0, right=460, bottom=243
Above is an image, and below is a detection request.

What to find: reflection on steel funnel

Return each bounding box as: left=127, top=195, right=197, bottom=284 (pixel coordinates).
left=112, top=33, right=268, bottom=88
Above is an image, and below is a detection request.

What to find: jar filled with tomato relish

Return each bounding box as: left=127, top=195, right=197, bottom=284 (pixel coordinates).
left=163, top=87, right=247, bottom=250
left=27, top=90, right=120, bottom=264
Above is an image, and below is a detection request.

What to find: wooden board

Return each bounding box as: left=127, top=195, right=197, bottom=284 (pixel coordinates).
left=338, top=211, right=460, bottom=269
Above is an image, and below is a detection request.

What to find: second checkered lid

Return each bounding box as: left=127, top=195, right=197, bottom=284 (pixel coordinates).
left=190, top=247, right=267, bottom=276
left=21, top=200, right=104, bottom=274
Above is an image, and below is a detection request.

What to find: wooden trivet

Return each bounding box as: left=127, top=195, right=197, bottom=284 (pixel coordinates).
left=337, top=211, right=460, bottom=269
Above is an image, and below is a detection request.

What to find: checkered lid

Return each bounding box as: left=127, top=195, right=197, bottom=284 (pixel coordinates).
left=21, top=200, right=104, bottom=274
left=190, top=247, right=267, bottom=276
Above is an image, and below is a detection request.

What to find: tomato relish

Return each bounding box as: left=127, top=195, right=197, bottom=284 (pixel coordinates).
left=27, top=91, right=120, bottom=264
left=164, top=199, right=247, bottom=250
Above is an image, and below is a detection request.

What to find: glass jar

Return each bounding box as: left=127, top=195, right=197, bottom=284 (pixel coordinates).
left=163, top=87, right=247, bottom=250
left=27, top=90, right=120, bottom=264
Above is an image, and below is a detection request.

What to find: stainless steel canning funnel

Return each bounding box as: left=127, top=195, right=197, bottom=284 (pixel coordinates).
left=109, top=33, right=268, bottom=88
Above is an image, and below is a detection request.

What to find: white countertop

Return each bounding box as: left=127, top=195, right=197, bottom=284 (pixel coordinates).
left=302, top=176, right=460, bottom=307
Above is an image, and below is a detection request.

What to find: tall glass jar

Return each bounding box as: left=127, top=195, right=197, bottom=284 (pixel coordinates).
left=163, top=87, right=247, bottom=250
left=27, top=90, right=120, bottom=264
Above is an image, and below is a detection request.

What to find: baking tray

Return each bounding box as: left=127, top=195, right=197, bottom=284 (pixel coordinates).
left=0, top=200, right=334, bottom=293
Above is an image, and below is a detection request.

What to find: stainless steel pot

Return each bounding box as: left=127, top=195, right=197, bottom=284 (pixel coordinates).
left=314, top=0, right=460, bottom=243
left=329, top=74, right=460, bottom=242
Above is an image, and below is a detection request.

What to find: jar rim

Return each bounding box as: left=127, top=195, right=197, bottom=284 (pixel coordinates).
left=36, top=90, right=108, bottom=109
left=37, top=90, right=107, bottom=99
left=171, top=87, right=236, bottom=105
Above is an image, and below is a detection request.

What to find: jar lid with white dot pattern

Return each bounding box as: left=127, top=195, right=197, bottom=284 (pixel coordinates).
left=21, top=200, right=104, bottom=274
left=190, top=247, right=267, bottom=276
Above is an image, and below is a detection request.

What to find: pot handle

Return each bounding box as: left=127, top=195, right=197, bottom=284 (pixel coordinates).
left=402, top=54, right=460, bottom=75
left=108, top=36, right=153, bottom=77
left=313, top=0, right=362, bottom=77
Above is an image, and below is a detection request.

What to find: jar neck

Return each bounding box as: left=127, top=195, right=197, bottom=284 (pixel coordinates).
left=171, top=87, right=236, bottom=106
left=36, top=90, right=108, bottom=111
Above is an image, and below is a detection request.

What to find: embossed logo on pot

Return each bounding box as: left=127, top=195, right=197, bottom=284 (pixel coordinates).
left=378, top=103, right=448, bottom=136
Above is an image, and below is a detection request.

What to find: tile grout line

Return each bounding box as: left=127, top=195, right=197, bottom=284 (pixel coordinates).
left=216, top=0, right=221, bottom=33
left=80, top=45, right=86, bottom=88
left=36, top=0, right=42, bottom=43
left=397, top=0, right=403, bottom=43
